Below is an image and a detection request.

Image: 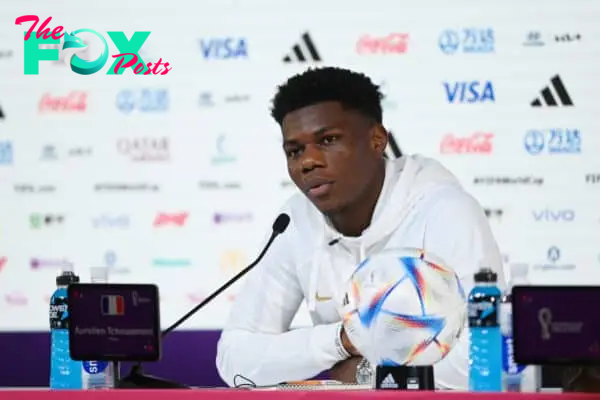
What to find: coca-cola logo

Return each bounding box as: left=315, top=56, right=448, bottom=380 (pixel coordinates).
left=39, top=91, right=87, bottom=112
left=440, top=132, right=494, bottom=154
left=356, top=33, right=409, bottom=54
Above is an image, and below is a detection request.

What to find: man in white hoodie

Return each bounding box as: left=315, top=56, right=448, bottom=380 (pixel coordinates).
left=216, top=67, right=505, bottom=389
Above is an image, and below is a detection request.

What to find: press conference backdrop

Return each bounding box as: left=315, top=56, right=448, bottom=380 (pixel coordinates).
left=1, top=0, right=600, bottom=387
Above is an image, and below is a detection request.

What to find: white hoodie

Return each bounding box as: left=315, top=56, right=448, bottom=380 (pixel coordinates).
left=216, top=154, right=505, bottom=389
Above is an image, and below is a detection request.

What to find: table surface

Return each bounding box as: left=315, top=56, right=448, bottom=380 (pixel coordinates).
left=0, top=390, right=598, bottom=400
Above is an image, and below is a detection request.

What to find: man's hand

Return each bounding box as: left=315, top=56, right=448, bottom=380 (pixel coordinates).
left=340, top=325, right=360, bottom=356
left=328, top=356, right=362, bottom=383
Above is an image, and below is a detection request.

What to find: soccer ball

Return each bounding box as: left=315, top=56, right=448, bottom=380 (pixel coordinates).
left=343, top=248, right=467, bottom=367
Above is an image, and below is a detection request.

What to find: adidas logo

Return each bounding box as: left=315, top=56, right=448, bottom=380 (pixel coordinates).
left=381, top=373, right=398, bottom=389
left=0, top=105, right=4, bottom=119
left=385, top=132, right=402, bottom=159
left=282, top=32, right=321, bottom=63
left=531, top=75, right=574, bottom=107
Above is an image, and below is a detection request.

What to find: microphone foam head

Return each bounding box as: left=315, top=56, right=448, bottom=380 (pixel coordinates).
left=273, top=213, right=290, bottom=234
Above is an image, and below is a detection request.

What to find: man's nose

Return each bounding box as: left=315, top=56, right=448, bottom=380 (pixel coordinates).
left=300, top=145, right=326, bottom=173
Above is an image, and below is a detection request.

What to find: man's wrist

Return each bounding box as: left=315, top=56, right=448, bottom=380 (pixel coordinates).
left=335, top=323, right=352, bottom=360
left=340, top=323, right=361, bottom=356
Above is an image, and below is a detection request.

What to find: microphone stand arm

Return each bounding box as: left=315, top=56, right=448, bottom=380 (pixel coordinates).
left=117, top=227, right=284, bottom=389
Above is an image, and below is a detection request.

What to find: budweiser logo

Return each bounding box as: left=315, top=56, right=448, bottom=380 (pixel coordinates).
left=0, top=257, right=6, bottom=271
left=39, top=91, right=87, bottom=112
left=356, top=33, right=409, bottom=54
left=440, top=132, right=494, bottom=154
left=153, top=212, right=188, bottom=227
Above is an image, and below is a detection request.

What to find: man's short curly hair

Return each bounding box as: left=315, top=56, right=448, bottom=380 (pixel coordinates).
left=270, top=67, right=384, bottom=126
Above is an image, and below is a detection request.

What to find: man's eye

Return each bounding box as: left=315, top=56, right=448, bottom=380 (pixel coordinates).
left=322, top=136, right=338, bottom=145
left=286, top=149, right=300, bottom=158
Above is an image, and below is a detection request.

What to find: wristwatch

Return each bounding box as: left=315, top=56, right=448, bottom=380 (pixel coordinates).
left=355, top=357, right=373, bottom=385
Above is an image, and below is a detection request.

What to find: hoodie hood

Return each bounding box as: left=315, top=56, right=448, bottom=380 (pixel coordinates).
left=307, top=154, right=462, bottom=312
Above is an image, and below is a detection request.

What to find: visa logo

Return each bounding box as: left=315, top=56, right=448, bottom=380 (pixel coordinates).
left=199, top=38, right=248, bottom=59
left=532, top=209, right=575, bottom=222
left=444, top=81, right=495, bottom=103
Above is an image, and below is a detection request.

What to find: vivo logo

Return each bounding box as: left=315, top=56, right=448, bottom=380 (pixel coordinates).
left=532, top=209, right=575, bottom=222
left=93, top=215, right=130, bottom=228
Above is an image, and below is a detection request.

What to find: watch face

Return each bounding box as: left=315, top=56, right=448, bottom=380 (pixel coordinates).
left=356, top=358, right=373, bottom=385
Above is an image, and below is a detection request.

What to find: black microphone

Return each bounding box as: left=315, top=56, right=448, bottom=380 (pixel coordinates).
left=117, top=213, right=291, bottom=389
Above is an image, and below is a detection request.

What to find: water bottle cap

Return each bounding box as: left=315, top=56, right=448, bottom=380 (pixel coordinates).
left=56, top=270, right=80, bottom=286
left=474, top=267, right=497, bottom=283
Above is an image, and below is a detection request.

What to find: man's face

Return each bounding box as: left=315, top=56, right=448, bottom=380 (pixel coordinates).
left=281, top=101, right=385, bottom=214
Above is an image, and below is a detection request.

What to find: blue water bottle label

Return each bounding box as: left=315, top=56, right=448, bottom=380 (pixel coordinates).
left=83, top=361, right=109, bottom=374
left=468, top=296, right=499, bottom=327
left=49, top=290, right=69, bottom=329
left=502, top=335, right=526, bottom=375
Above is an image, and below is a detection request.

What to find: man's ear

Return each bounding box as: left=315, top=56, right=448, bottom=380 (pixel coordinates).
left=370, top=125, right=389, bottom=156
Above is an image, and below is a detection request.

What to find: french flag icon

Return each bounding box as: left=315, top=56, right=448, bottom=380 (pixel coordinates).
left=101, top=295, right=125, bottom=316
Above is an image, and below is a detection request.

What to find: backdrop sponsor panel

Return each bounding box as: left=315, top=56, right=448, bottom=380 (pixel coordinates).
left=0, top=0, right=598, bottom=368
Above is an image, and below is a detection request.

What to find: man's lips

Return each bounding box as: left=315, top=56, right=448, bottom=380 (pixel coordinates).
left=307, top=182, right=334, bottom=197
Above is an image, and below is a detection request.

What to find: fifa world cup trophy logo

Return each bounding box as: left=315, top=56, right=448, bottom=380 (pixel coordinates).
left=538, top=307, right=553, bottom=340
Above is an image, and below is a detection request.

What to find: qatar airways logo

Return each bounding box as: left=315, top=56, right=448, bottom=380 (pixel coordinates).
left=440, top=132, right=494, bottom=154
left=117, top=137, right=169, bottom=162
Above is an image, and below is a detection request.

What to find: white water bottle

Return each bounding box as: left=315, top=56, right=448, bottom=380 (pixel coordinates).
left=82, top=267, right=115, bottom=390
left=500, top=263, right=540, bottom=392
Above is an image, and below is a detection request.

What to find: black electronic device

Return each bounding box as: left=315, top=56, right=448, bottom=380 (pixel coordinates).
left=512, top=285, right=600, bottom=366
left=68, top=283, right=160, bottom=362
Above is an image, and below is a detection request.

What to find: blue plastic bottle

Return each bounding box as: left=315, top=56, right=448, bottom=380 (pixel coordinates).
left=468, top=267, right=502, bottom=392
left=49, top=266, right=82, bottom=389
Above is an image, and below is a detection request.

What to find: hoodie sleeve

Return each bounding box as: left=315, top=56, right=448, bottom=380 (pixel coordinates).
left=215, top=210, right=348, bottom=387
left=422, top=188, right=506, bottom=390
